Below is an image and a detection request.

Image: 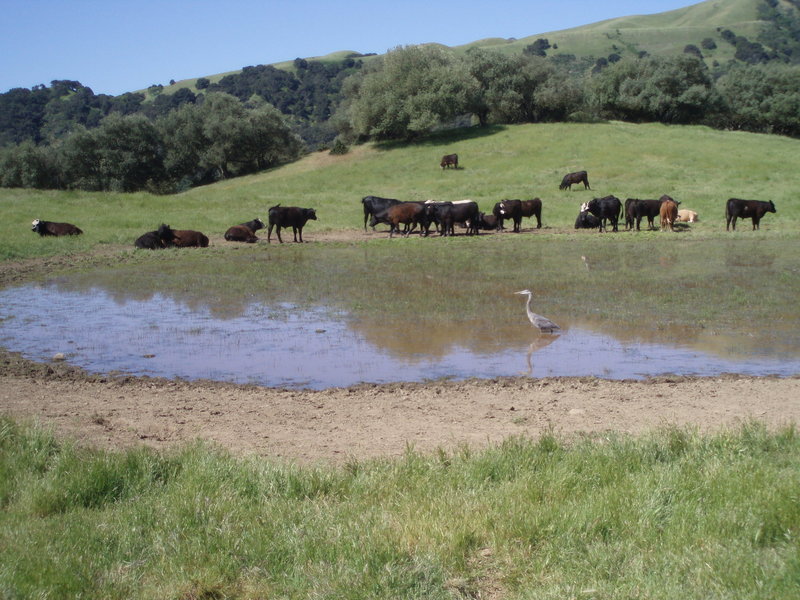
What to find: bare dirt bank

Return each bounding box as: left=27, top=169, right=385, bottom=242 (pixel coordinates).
left=2, top=350, right=798, bottom=465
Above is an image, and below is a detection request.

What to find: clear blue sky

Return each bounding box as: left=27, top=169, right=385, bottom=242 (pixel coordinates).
left=2, top=0, right=701, bottom=96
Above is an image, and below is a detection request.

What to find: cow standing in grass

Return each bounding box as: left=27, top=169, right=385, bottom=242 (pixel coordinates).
left=725, top=199, right=776, bottom=231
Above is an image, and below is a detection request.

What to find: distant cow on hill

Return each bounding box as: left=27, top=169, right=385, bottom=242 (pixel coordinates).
left=440, top=154, right=458, bottom=169
left=725, top=198, right=776, bottom=231
left=559, top=171, right=590, bottom=191
left=31, top=219, right=83, bottom=237
left=268, top=204, right=317, bottom=243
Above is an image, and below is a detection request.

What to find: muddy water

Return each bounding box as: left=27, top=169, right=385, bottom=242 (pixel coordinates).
left=1, top=282, right=798, bottom=389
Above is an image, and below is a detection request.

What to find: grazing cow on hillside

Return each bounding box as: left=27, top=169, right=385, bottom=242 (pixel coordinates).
left=440, top=154, right=458, bottom=169
left=362, top=195, right=402, bottom=231
left=385, top=202, right=427, bottom=238
left=574, top=210, right=601, bottom=230
left=268, top=204, right=317, bottom=243
left=425, top=200, right=480, bottom=236
left=676, top=209, right=699, bottom=223
left=660, top=198, right=679, bottom=232
left=580, top=195, right=622, bottom=232
left=31, top=219, right=83, bottom=237
left=559, top=171, right=590, bottom=191
left=135, top=224, right=175, bottom=250
left=225, top=218, right=264, bottom=243
left=725, top=198, right=776, bottom=231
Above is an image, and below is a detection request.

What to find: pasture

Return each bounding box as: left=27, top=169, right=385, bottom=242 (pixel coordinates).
left=2, top=121, right=800, bottom=599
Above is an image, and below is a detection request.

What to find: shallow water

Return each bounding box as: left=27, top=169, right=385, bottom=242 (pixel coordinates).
left=1, top=283, right=798, bottom=389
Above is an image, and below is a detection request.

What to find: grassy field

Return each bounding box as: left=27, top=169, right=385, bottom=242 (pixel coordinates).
left=2, top=121, right=800, bottom=598
left=1, top=417, right=798, bottom=599
left=3, top=120, right=799, bottom=262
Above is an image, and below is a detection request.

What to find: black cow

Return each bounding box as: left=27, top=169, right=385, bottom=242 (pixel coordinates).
left=469, top=212, right=499, bottom=231
left=574, top=211, right=601, bottom=229
left=362, top=195, right=401, bottom=231
left=725, top=198, right=776, bottom=231
left=629, top=197, right=679, bottom=231
left=31, top=219, right=83, bottom=236
left=493, top=198, right=542, bottom=232
left=580, top=196, right=622, bottom=232
left=426, top=201, right=480, bottom=236
left=559, top=171, right=590, bottom=191
left=225, top=218, right=264, bottom=243
left=135, top=224, right=175, bottom=250
left=440, top=154, right=458, bottom=169
left=268, top=204, right=317, bottom=243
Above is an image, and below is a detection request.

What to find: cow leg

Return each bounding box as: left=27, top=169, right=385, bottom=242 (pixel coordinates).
left=276, top=226, right=284, bottom=243
left=535, top=213, right=542, bottom=229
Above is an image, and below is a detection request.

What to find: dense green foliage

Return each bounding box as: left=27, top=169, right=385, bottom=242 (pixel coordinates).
left=1, top=417, right=798, bottom=599
left=2, top=0, right=800, bottom=192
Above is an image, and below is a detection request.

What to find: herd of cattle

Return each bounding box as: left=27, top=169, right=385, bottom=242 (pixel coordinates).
left=29, top=169, right=779, bottom=244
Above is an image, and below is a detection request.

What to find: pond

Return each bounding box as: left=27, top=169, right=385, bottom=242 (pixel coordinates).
left=1, top=280, right=798, bottom=389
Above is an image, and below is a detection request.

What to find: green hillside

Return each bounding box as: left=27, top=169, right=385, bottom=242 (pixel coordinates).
left=3, top=120, right=799, bottom=261
left=154, top=0, right=772, bottom=97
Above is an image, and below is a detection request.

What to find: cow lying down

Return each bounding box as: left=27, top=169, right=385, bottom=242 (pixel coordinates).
left=31, top=219, right=83, bottom=236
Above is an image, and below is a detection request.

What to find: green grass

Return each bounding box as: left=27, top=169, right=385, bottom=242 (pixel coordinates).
left=3, top=120, right=799, bottom=262
left=1, top=417, right=798, bottom=599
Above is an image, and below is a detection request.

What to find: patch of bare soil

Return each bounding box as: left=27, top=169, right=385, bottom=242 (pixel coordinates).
left=2, top=350, right=798, bottom=465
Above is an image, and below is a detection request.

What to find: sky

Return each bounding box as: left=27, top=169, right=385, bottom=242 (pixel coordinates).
left=2, top=0, right=702, bottom=96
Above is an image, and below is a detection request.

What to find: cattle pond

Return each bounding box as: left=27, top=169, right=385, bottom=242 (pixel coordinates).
left=1, top=270, right=799, bottom=389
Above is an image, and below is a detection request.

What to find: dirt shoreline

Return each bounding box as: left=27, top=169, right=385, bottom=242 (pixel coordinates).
left=2, top=241, right=799, bottom=465
left=2, top=349, right=798, bottom=464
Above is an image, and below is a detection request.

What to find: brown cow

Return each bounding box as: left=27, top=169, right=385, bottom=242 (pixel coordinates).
left=225, top=218, right=265, bottom=243
left=386, top=202, right=426, bottom=238
left=440, top=154, right=458, bottom=169
left=660, top=197, right=678, bottom=232
left=559, top=171, right=590, bottom=190
left=161, top=224, right=209, bottom=247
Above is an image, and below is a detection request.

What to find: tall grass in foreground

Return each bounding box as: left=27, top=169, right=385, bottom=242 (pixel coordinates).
left=1, top=417, right=798, bottom=599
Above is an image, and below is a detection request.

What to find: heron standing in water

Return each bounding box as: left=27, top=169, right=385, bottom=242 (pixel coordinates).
left=515, top=289, right=561, bottom=333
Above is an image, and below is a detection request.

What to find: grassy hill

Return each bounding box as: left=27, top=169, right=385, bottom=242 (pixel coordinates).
left=151, top=0, right=772, bottom=98
left=3, top=120, right=799, bottom=261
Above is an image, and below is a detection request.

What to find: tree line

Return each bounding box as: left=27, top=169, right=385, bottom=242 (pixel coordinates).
left=1, top=0, right=799, bottom=192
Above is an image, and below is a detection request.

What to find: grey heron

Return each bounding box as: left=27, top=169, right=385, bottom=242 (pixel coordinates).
left=515, top=289, right=561, bottom=333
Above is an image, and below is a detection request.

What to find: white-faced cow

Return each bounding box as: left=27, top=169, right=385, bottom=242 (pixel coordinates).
left=440, top=154, right=458, bottom=169
left=268, top=204, right=317, bottom=243
left=580, top=196, right=622, bottom=232
left=225, top=218, right=264, bottom=243
left=725, top=199, right=776, bottom=231
left=493, top=198, right=542, bottom=232
left=559, top=171, right=590, bottom=191
left=31, top=219, right=83, bottom=236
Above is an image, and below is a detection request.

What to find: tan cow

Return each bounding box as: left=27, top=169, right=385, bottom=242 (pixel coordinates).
left=660, top=197, right=678, bottom=232
left=676, top=209, right=699, bottom=223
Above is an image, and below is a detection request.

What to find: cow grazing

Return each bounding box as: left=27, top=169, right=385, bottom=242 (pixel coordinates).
left=425, top=200, right=480, bottom=236
left=440, top=154, right=458, bottom=169
left=660, top=198, right=679, bottom=232
left=225, top=218, right=265, bottom=243
left=135, top=224, right=175, bottom=250
left=268, top=204, right=317, bottom=243
left=362, top=195, right=401, bottom=231
left=31, top=219, right=83, bottom=237
left=676, top=209, right=699, bottom=223
left=559, top=171, right=590, bottom=191
left=574, top=210, right=601, bottom=230
left=725, top=198, right=776, bottom=231
left=385, top=202, right=427, bottom=238
left=580, top=195, right=622, bottom=232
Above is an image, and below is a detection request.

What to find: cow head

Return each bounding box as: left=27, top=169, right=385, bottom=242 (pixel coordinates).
left=769, top=201, right=776, bottom=213
left=580, top=202, right=590, bottom=213
left=305, top=209, right=317, bottom=220
left=31, top=219, right=41, bottom=232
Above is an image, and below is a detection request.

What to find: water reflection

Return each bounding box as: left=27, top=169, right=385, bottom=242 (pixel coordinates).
left=0, top=283, right=798, bottom=389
